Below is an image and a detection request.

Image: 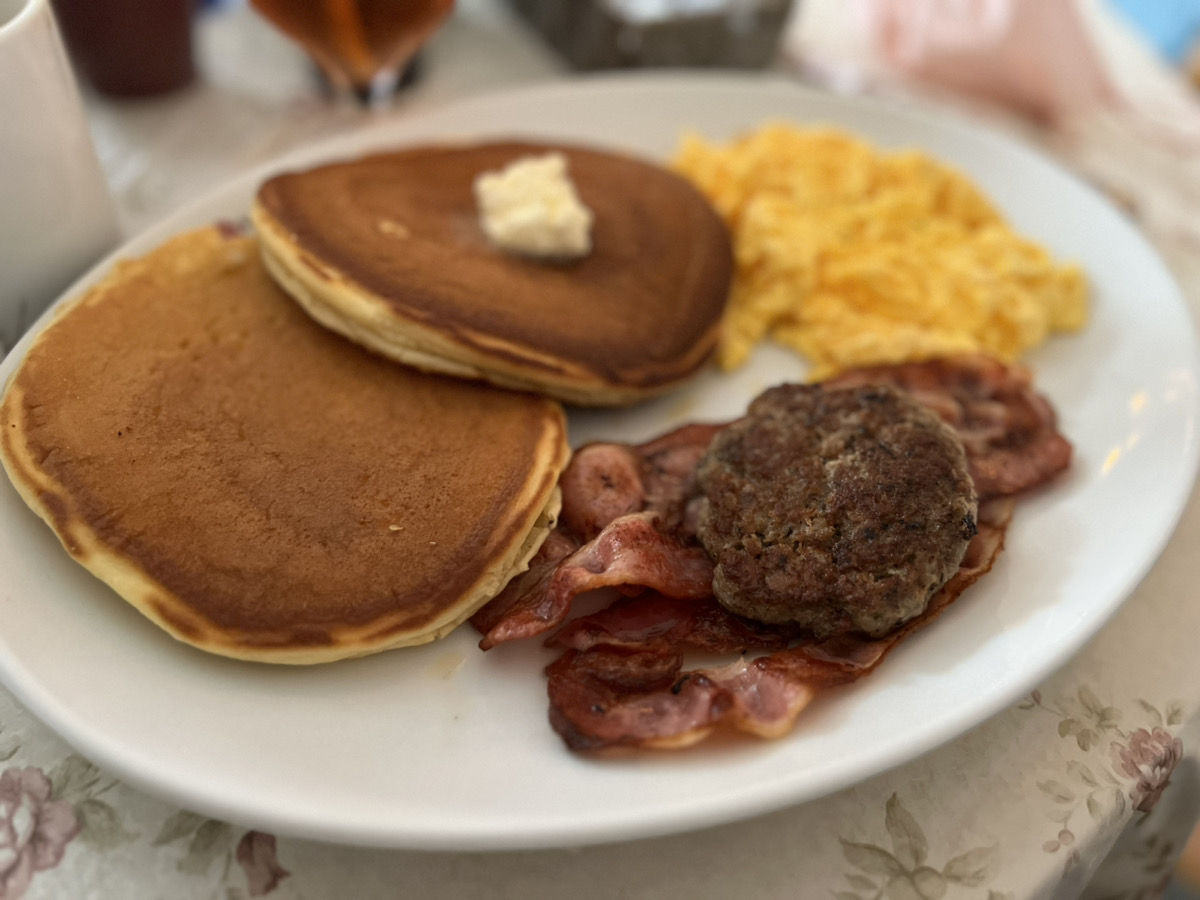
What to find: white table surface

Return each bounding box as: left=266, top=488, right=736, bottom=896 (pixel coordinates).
left=3, top=1, right=1200, bottom=898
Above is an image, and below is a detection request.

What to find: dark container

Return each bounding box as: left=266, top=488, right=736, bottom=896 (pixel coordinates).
left=51, top=0, right=196, bottom=97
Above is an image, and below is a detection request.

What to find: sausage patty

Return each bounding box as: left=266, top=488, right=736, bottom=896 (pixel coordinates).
left=694, top=383, right=978, bottom=639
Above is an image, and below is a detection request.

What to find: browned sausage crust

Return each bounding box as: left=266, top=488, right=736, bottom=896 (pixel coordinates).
left=695, top=383, right=978, bottom=639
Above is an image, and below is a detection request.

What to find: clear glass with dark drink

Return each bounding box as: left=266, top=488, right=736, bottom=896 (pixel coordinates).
left=249, top=0, right=455, bottom=106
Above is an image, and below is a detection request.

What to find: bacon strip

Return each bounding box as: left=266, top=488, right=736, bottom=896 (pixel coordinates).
left=473, top=424, right=722, bottom=650
left=636, top=423, right=727, bottom=528
left=547, top=646, right=847, bottom=750
left=470, top=529, right=580, bottom=647
left=550, top=592, right=793, bottom=655
left=557, top=423, right=726, bottom=542
left=557, top=444, right=645, bottom=543
left=545, top=498, right=1014, bottom=751
left=473, top=513, right=713, bottom=651
left=824, top=355, right=1071, bottom=500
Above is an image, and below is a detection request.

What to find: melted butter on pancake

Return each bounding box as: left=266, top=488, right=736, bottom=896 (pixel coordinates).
left=473, top=152, right=594, bottom=260
left=0, top=227, right=569, bottom=664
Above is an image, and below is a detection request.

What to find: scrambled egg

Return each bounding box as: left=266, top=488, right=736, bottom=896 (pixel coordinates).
left=673, top=124, right=1088, bottom=378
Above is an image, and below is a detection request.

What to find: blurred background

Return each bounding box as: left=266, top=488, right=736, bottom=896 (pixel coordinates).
left=41, top=0, right=1200, bottom=257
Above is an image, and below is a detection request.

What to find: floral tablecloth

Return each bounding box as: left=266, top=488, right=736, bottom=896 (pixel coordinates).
left=4, top=2, right=1200, bottom=898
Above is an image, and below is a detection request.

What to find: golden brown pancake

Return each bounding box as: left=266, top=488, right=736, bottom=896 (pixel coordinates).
left=0, top=227, right=569, bottom=664
left=251, top=141, right=733, bottom=406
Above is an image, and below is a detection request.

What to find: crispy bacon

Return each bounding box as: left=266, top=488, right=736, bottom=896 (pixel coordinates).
left=557, top=423, right=725, bottom=542
left=470, top=529, right=580, bottom=646
left=547, top=646, right=847, bottom=750
left=557, top=444, right=645, bottom=543
left=824, top=355, right=1071, bottom=500
left=545, top=498, right=1014, bottom=750
left=473, top=513, right=713, bottom=651
left=636, top=423, right=726, bottom=530
left=472, top=424, right=723, bottom=649
left=550, top=592, right=794, bottom=655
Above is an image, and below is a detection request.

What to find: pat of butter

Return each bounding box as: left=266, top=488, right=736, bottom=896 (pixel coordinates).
left=473, top=153, right=594, bottom=260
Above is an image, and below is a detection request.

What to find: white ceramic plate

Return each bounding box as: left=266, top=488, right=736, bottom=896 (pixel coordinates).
left=1, top=75, right=1197, bottom=851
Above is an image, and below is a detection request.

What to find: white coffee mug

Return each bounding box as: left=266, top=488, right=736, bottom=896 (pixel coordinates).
left=0, top=0, right=120, bottom=355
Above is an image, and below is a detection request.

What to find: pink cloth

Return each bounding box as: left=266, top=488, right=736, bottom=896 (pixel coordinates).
left=859, top=0, right=1118, bottom=120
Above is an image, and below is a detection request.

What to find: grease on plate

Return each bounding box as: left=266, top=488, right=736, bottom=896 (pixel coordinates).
left=673, top=123, right=1089, bottom=379
left=427, top=650, right=466, bottom=680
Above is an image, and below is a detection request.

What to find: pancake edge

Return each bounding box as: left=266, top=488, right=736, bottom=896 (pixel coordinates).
left=2, top=368, right=567, bottom=663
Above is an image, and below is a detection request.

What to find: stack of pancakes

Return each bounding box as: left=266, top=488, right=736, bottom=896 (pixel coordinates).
left=0, top=140, right=732, bottom=663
